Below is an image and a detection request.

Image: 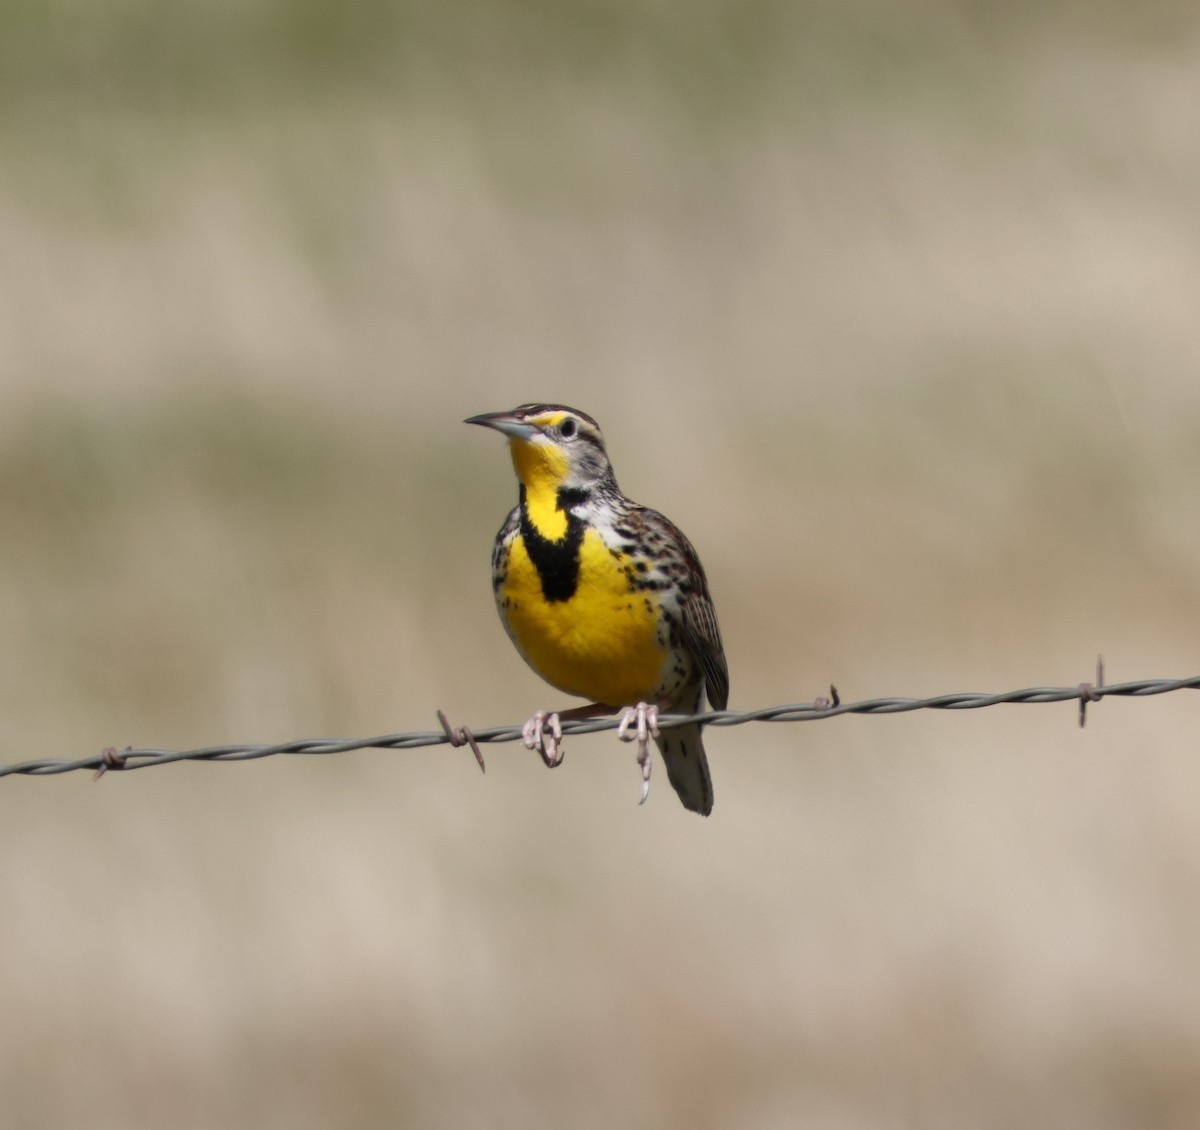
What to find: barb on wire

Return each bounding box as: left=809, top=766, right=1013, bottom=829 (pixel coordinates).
left=2, top=669, right=1198, bottom=780
left=1079, top=655, right=1105, bottom=728
left=436, top=709, right=485, bottom=773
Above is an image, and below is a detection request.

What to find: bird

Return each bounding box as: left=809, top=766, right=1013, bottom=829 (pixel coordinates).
left=465, top=403, right=729, bottom=815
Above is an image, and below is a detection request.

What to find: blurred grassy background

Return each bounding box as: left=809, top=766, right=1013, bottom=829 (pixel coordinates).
left=3, top=1, right=1200, bottom=1126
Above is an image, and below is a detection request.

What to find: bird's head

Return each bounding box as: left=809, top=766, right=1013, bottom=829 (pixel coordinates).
left=465, top=403, right=615, bottom=500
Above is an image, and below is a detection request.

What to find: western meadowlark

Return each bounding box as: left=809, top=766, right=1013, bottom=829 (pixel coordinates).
left=466, top=403, right=729, bottom=815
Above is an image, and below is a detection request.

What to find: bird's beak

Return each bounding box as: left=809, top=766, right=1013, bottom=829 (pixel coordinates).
left=464, top=411, right=539, bottom=441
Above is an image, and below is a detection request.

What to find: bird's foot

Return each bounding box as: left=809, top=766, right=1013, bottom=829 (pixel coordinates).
left=617, top=702, right=660, bottom=805
left=522, top=710, right=564, bottom=767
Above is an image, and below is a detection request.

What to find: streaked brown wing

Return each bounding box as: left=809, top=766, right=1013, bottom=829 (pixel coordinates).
left=640, top=507, right=730, bottom=711
left=681, top=590, right=729, bottom=710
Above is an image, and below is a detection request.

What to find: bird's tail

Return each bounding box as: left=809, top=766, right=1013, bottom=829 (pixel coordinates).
left=655, top=722, right=713, bottom=817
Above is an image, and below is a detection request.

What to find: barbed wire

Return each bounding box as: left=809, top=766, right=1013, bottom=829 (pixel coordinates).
left=2, top=664, right=1197, bottom=780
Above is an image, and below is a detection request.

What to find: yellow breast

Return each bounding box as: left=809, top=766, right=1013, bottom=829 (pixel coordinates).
left=499, top=528, right=666, bottom=706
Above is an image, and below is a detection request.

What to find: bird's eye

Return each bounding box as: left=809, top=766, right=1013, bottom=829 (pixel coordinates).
left=559, top=418, right=577, bottom=438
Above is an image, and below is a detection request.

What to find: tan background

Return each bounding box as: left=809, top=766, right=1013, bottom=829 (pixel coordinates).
left=3, top=2, right=1200, bottom=1126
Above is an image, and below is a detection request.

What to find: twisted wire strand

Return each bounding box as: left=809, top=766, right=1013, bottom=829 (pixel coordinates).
left=3, top=673, right=1197, bottom=779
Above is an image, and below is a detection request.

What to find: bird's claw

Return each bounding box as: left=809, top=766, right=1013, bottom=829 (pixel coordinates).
left=522, top=710, right=564, bottom=767
left=617, top=702, right=659, bottom=806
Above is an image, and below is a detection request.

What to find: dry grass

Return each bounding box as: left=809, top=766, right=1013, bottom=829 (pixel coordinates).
left=3, top=3, right=1200, bottom=1127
